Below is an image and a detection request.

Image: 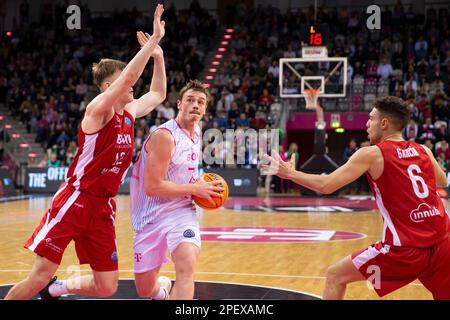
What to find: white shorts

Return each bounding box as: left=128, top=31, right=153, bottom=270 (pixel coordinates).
left=133, top=211, right=201, bottom=273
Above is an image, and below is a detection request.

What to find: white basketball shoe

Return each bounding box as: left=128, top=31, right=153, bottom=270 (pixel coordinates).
left=157, top=276, right=172, bottom=300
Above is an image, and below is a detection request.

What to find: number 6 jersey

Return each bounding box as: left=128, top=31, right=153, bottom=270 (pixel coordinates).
left=367, top=140, right=450, bottom=248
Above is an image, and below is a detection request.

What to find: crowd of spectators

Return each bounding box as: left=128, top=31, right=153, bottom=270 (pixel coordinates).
left=1, top=1, right=450, bottom=195
left=1, top=0, right=217, bottom=167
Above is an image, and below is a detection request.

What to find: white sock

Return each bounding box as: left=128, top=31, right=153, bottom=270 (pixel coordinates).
left=48, top=280, right=69, bottom=297
left=151, top=287, right=168, bottom=300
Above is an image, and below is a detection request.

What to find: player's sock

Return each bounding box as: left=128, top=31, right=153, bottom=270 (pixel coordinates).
left=48, top=280, right=69, bottom=297
left=151, top=286, right=168, bottom=300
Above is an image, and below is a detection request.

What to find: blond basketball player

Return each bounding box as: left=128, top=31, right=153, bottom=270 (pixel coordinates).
left=5, top=4, right=166, bottom=300
left=129, top=80, right=223, bottom=300
left=263, top=96, right=450, bottom=300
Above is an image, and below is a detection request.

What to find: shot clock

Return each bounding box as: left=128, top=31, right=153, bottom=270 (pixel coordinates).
left=302, top=23, right=329, bottom=47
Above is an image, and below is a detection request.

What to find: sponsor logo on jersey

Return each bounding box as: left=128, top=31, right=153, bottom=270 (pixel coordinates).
left=125, top=117, right=132, bottom=127
left=396, top=147, right=419, bottom=159
left=117, top=134, right=132, bottom=145
left=134, top=253, right=142, bottom=262
left=101, top=167, right=121, bottom=175
left=183, top=229, right=196, bottom=238
left=111, top=251, right=118, bottom=262
left=44, top=238, right=63, bottom=253
left=410, top=203, right=441, bottom=223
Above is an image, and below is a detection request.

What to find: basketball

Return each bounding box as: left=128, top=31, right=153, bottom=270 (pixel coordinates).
left=192, top=173, right=229, bottom=210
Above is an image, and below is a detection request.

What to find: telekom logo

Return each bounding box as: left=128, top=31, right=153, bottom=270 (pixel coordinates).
left=200, top=227, right=366, bottom=243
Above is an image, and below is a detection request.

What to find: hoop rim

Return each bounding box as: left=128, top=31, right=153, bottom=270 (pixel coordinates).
left=303, top=88, right=321, bottom=96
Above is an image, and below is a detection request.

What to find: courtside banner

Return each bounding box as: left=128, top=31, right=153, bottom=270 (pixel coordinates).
left=23, top=167, right=254, bottom=195
left=24, top=167, right=132, bottom=194
left=24, top=167, right=69, bottom=193
left=206, top=168, right=258, bottom=196
left=0, top=169, right=16, bottom=196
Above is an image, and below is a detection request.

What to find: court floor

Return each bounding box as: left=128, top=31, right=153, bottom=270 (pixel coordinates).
left=0, top=194, right=441, bottom=300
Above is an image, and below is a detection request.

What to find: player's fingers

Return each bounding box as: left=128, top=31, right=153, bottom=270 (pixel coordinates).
left=205, top=196, right=216, bottom=206
left=207, top=180, right=222, bottom=186
left=145, top=32, right=151, bottom=39
left=262, top=154, right=275, bottom=163
left=290, top=156, right=295, bottom=165
left=209, top=191, right=223, bottom=198
left=211, top=186, right=224, bottom=192
left=271, top=150, right=282, bottom=161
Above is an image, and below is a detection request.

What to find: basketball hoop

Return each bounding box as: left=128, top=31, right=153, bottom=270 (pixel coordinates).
left=304, top=89, right=320, bottom=110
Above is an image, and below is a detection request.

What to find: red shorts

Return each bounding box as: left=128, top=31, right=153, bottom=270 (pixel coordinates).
left=24, top=184, right=118, bottom=272
left=352, top=239, right=450, bottom=299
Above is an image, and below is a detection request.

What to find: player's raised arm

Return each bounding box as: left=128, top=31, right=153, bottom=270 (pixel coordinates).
left=144, top=129, right=223, bottom=204
left=127, top=31, right=167, bottom=119
left=86, top=4, right=165, bottom=118
left=263, top=146, right=377, bottom=194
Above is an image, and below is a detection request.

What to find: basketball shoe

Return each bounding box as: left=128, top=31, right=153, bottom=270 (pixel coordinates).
left=157, top=276, right=172, bottom=300
left=39, top=276, right=59, bottom=300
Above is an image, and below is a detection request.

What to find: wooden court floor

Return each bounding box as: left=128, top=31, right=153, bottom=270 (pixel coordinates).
left=0, top=194, right=440, bottom=300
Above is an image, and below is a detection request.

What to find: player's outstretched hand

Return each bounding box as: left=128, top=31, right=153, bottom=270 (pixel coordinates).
left=136, top=31, right=163, bottom=57
left=153, top=3, right=165, bottom=40
left=261, top=150, right=295, bottom=179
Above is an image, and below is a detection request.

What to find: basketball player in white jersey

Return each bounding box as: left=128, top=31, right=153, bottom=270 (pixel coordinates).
left=5, top=4, right=166, bottom=300
left=130, top=80, right=223, bottom=300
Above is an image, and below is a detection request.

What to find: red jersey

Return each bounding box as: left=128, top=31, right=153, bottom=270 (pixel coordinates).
left=367, top=140, right=450, bottom=248
left=66, top=111, right=135, bottom=198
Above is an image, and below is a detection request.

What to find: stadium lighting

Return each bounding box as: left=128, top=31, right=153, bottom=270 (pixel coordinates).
left=5, top=31, right=12, bottom=37
left=208, top=68, right=217, bottom=73
left=19, top=143, right=29, bottom=148
left=5, top=124, right=12, bottom=129
left=205, top=75, right=214, bottom=80
left=218, top=48, right=226, bottom=52
left=203, top=83, right=211, bottom=88
left=215, top=54, right=223, bottom=59
left=220, top=41, right=229, bottom=45
left=335, top=128, right=345, bottom=133
left=212, top=61, right=220, bottom=66
left=11, top=133, right=21, bottom=139
left=226, top=29, right=234, bottom=33
left=0, top=116, right=3, bottom=120
left=28, top=153, right=37, bottom=158
left=224, top=35, right=232, bottom=39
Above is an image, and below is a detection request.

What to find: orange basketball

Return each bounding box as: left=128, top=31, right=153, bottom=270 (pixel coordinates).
left=192, top=173, right=229, bottom=210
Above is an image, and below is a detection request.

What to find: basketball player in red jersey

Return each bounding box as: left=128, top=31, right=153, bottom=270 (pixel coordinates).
left=5, top=4, right=167, bottom=300
left=263, top=96, right=450, bottom=299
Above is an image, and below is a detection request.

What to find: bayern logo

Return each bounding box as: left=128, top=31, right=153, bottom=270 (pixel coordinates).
left=200, top=227, right=366, bottom=243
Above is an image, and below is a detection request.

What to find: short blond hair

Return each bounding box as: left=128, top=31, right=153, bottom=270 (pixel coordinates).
left=92, top=59, right=127, bottom=88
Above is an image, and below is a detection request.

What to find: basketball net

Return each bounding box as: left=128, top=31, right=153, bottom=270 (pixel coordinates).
left=304, top=89, right=320, bottom=110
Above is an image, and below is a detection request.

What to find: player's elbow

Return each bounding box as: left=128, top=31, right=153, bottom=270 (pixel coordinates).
left=437, top=177, right=448, bottom=188
left=145, top=186, right=158, bottom=197
left=145, top=182, right=161, bottom=197
left=158, top=92, right=166, bottom=103
left=319, top=184, right=336, bottom=195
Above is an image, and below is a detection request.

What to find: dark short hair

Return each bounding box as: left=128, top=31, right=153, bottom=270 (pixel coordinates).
left=178, top=80, right=211, bottom=106
left=373, top=96, right=410, bottom=130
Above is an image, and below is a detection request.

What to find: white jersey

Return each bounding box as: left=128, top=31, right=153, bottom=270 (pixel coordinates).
left=130, top=119, right=200, bottom=231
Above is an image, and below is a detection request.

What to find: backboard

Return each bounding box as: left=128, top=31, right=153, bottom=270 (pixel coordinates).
left=279, top=51, right=348, bottom=99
